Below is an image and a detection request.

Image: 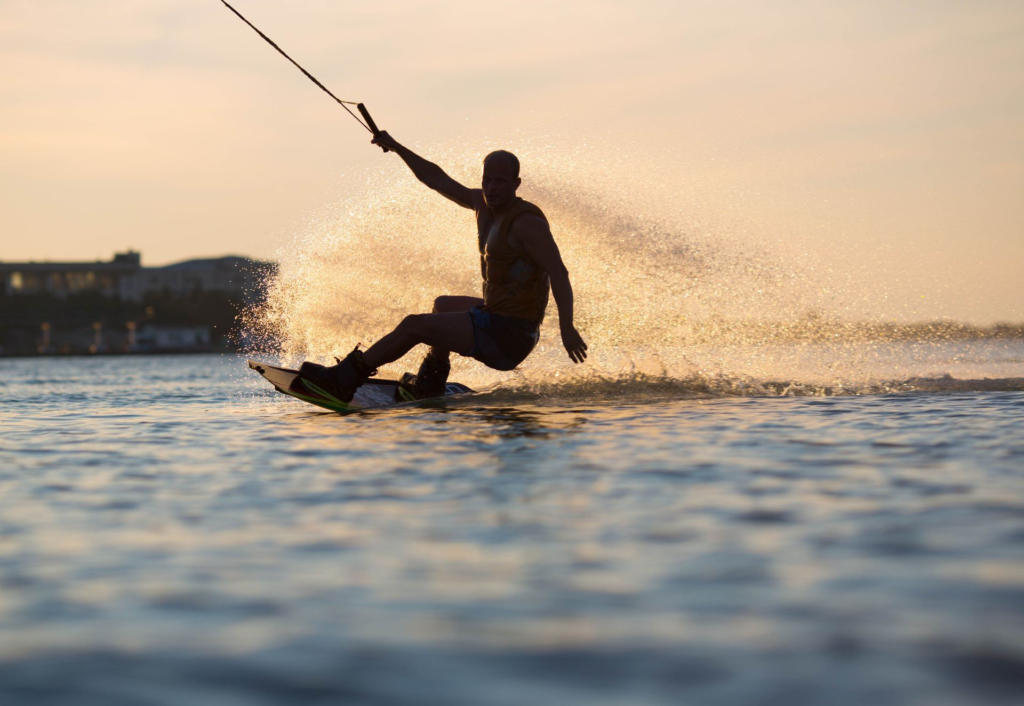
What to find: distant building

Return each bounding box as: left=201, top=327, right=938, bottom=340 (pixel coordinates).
left=0, top=251, right=142, bottom=300
left=0, top=251, right=273, bottom=302
left=0, top=251, right=275, bottom=356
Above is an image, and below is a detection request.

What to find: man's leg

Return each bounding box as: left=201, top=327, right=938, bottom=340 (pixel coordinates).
left=362, top=310, right=476, bottom=371
left=299, top=297, right=481, bottom=404
left=426, top=296, right=484, bottom=363
left=432, top=295, right=484, bottom=313
left=366, top=296, right=483, bottom=398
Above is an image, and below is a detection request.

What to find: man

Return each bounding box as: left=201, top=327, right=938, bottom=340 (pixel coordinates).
left=299, top=131, right=588, bottom=403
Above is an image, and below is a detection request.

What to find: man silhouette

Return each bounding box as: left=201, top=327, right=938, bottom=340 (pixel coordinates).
left=299, top=131, right=587, bottom=403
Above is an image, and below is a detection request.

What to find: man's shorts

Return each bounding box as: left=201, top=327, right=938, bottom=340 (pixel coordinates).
left=466, top=306, right=539, bottom=371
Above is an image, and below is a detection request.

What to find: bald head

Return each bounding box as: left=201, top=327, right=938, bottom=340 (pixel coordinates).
left=483, top=150, right=520, bottom=178
left=481, top=150, right=522, bottom=210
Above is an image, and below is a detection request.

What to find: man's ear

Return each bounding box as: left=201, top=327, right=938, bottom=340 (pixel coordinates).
left=515, top=177, right=522, bottom=190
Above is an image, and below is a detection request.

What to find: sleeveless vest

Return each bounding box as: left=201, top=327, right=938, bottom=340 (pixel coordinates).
left=476, top=198, right=550, bottom=325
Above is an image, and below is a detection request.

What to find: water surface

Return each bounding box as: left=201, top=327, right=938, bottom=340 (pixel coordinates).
left=1, top=354, right=1023, bottom=705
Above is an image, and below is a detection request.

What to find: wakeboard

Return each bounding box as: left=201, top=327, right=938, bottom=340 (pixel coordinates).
left=248, top=359, right=474, bottom=413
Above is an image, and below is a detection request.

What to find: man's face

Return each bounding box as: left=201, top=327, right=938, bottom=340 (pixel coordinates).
left=481, top=158, right=521, bottom=210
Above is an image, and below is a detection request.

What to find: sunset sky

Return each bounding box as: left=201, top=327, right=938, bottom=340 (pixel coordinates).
left=1, top=0, right=1021, bottom=322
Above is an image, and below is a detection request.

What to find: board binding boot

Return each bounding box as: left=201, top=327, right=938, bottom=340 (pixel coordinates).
left=298, top=346, right=376, bottom=404
left=398, top=351, right=451, bottom=401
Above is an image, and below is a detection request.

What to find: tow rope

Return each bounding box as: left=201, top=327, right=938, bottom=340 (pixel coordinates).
left=219, top=0, right=386, bottom=151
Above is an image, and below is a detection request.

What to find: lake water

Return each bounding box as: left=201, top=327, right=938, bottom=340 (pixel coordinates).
left=2, top=351, right=1023, bottom=705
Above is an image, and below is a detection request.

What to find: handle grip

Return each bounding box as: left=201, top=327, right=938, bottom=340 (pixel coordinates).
left=357, top=103, right=388, bottom=153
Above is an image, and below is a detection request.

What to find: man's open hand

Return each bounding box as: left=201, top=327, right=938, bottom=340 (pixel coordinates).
left=561, top=324, right=588, bottom=364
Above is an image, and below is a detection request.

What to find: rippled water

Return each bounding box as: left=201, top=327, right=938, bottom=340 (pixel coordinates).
left=2, top=353, right=1023, bottom=705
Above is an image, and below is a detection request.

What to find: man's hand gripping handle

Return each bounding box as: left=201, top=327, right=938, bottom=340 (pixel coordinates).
left=358, top=103, right=388, bottom=153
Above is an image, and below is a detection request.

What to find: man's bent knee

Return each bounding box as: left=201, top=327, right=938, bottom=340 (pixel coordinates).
left=433, top=296, right=457, bottom=314
left=397, top=314, right=425, bottom=335
left=433, top=295, right=481, bottom=314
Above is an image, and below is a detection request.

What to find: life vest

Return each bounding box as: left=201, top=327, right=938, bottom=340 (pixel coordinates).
left=476, top=198, right=550, bottom=324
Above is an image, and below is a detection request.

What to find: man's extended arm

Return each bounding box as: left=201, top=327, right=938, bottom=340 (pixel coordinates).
left=514, top=215, right=588, bottom=364
left=371, top=131, right=480, bottom=210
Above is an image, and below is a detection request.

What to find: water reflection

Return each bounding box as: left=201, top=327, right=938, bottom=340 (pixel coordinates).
left=3, top=356, right=1024, bottom=706
left=471, top=406, right=589, bottom=439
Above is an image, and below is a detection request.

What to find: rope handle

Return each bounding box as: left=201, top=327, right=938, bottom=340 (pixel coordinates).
left=357, top=104, right=388, bottom=153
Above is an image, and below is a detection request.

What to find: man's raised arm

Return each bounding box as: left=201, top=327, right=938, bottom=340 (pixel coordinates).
left=371, top=132, right=480, bottom=210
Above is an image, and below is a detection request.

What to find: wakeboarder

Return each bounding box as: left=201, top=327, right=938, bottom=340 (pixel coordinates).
left=299, top=132, right=588, bottom=402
